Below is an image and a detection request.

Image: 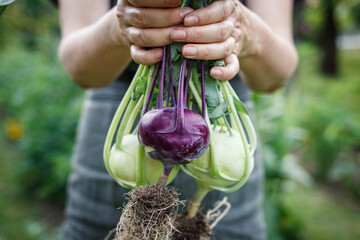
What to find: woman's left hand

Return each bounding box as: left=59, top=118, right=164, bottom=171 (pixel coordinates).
left=170, top=0, right=258, bottom=81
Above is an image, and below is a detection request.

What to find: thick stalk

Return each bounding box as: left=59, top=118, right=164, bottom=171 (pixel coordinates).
left=156, top=165, right=174, bottom=188
left=136, top=141, right=146, bottom=187
left=143, top=63, right=160, bottom=114
left=176, top=58, right=187, bottom=129
left=103, top=64, right=145, bottom=177
left=227, top=82, right=257, bottom=154
left=184, top=60, right=194, bottom=107
left=157, top=46, right=167, bottom=108
left=124, top=95, right=144, bottom=135
left=187, top=184, right=211, bottom=218
left=115, top=99, right=137, bottom=149
left=217, top=82, right=252, bottom=193
left=115, top=65, right=149, bottom=148
left=200, top=60, right=206, bottom=119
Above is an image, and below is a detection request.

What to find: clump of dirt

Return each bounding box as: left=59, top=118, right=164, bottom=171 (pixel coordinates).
left=172, top=211, right=211, bottom=240
left=114, top=179, right=180, bottom=240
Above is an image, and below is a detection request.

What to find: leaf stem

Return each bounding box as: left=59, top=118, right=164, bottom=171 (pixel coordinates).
left=157, top=46, right=167, bottom=109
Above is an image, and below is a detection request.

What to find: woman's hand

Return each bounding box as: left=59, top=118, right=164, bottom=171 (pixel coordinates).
left=116, top=0, right=193, bottom=65
left=170, top=0, right=257, bottom=81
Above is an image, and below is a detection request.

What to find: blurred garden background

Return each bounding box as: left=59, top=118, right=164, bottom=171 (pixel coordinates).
left=0, top=0, right=360, bottom=239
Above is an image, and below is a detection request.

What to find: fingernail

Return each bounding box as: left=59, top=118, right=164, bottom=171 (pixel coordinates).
left=171, top=30, right=186, bottom=41
left=211, top=69, right=222, bottom=78
left=183, top=47, right=197, bottom=57
left=180, top=8, right=194, bottom=19
left=185, top=16, right=199, bottom=26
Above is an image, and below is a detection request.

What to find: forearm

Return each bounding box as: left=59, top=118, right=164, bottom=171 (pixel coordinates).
left=58, top=8, right=131, bottom=89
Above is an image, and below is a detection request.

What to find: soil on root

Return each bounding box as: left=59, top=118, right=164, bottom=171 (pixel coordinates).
left=114, top=182, right=180, bottom=240
left=173, top=211, right=211, bottom=240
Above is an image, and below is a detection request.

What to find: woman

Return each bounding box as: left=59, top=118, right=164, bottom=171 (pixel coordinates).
left=56, top=0, right=298, bottom=239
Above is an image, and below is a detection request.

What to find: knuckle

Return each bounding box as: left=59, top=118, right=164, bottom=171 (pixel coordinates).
left=220, top=21, right=232, bottom=40
left=224, top=39, right=233, bottom=56
left=189, top=28, right=200, bottom=41
left=138, top=10, right=148, bottom=27
left=201, top=47, right=211, bottom=59
left=218, top=1, right=229, bottom=18
left=131, top=29, right=146, bottom=46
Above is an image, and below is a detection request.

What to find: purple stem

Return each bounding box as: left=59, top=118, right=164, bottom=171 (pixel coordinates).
left=184, top=60, right=194, bottom=107
left=172, top=83, right=177, bottom=106
left=176, top=58, right=188, bottom=129
left=162, top=164, right=174, bottom=177
left=157, top=46, right=167, bottom=109
left=201, top=60, right=206, bottom=119
left=143, top=62, right=160, bottom=115
left=166, top=45, right=173, bottom=107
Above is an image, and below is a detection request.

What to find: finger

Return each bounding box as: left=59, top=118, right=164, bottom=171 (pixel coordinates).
left=181, top=37, right=236, bottom=59
left=130, top=45, right=163, bottom=65
left=127, top=0, right=180, bottom=8
left=127, top=26, right=176, bottom=47
left=123, top=7, right=193, bottom=28
left=210, top=54, right=239, bottom=81
left=171, top=20, right=233, bottom=43
left=184, top=0, right=235, bottom=26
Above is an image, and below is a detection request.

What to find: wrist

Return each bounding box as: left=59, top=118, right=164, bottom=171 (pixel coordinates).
left=237, top=5, right=264, bottom=59
left=107, top=7, right=130, bottom=48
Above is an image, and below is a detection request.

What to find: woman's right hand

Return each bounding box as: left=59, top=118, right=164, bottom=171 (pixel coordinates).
left=116, top=0, right=193, bottom=65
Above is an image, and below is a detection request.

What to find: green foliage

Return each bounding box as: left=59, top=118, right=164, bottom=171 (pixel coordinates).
left=0, top=42, right=83, bottom=204
left=254, top=91, right=311, bottom=240
left=255, top=42, right=360, bottom=239
left=293, top=43, right=360, bottom=183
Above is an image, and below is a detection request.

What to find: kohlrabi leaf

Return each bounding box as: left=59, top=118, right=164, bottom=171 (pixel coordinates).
left=171, top=42, right=184, bottom=62
left=131, top=76, right=147, bottom=100
left=170, top=59, right=182, bottom=87
left=208, top=100, right=228, bottom=119
left=204, top=71, right=227, bottom=119
left=180, top=0, right=191, bottom=9
left=232, top=96, right=250, bottom=116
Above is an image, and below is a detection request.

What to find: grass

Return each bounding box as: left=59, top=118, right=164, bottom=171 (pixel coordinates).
left=283, top=185, right=360, bottom=240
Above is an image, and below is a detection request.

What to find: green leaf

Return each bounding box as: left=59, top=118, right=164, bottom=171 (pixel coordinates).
left=131, top=76, right=147, bottom=100
left=170, top=59, right=182, bottom=87
left=233, top=96, right=250, bottom=115
left=208, top=100, right=228, bottom=119
left=204, top=71, right=222, bottom=111
left=171, top=42, right=184, bottom=62
left=180, top=0, right=191, bottom=9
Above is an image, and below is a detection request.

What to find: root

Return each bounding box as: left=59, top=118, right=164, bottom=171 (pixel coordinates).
left=113, top=184, right=182, bottom=240
left=172, top=196, right=231, bottom=240
left=206, top=196, right=231, bottom=230
left=173, top=211, right=211, bottom=240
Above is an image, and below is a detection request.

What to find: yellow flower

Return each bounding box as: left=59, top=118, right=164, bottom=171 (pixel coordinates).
left=4, top=118, right=24, bottom=140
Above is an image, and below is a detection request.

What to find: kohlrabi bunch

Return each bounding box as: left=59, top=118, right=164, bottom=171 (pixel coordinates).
left=103, top=1, right=256, bottom=239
